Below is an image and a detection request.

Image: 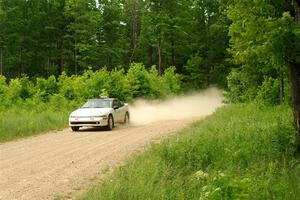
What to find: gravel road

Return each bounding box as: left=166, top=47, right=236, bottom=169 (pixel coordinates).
left=0, top=89, right=223, bottom=200
left=0, top=119, right=196, bottom=200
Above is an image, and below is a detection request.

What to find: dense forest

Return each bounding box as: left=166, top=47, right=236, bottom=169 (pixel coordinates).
left=0, top=0, right=300, bottom=148
left=0, top=0, right=230, bottom=89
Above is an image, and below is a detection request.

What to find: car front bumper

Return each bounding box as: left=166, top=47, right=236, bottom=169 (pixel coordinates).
left=69, top=117, right=108, bottom=127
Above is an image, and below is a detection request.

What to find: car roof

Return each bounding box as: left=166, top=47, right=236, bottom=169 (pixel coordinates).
left=89, top=97, right=117, bottom=101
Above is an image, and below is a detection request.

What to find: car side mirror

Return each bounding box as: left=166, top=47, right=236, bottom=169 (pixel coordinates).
left=113, top=106, right=119, bottom=110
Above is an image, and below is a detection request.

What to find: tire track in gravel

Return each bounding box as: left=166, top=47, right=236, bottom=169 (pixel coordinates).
left=0, top=119, right=195, bottom=200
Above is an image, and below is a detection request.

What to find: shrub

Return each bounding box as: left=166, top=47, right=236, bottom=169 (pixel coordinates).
left=36, top=75, right=59, bottom=102
left=127, top=63, right=153, bottom=98
left=0, top=64, right=183, bottom=141
left=160, top=66, right=182, bottom=97
left=106, top=69, right=132, bottom=101
left=256, top=77, right=280, bottom=105
left=184, top=55, right=209, bottom=89
left=225, top=69, right=247, bottom=103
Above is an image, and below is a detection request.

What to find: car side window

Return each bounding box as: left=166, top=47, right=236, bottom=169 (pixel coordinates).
left=119, top=101, right=124, bottom=107
left=113, top=100, right=119, bottom=108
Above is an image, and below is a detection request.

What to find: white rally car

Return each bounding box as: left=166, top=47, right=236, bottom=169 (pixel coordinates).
left=69, top=98, right=129, bottom=131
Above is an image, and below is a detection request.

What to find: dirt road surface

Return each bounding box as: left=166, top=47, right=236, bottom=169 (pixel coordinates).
left=0, top=89, right=223, bottom=200
left=0, top=119, right=197, bottom=200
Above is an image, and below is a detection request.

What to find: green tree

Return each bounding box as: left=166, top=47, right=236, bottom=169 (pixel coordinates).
left=0, top=0, right=4, bottom=76
left=96, top=0, right=129, bottom=69
left=124, top=0, right=144, bottom=65
left=288, top=0, right=300, bottom=152
left=226, top=0, right=300, bottom=152
left=184, top=0, right=230, bottom=89
left=64, top=0, right=102, bottom=73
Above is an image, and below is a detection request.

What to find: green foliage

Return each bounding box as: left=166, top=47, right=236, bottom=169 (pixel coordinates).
left=225, top=1, right=296, bottom=105
left=36, top=75, right=59, bottom=102
left=160, top=66, right=182, bottom=96
left=127, top=63, right=181, bottom=99
left=184, top=55, right=209, bottom=89
left=0, top=64, right=182, bottom=141
left=0, top=0, right=229, bottom=90
left=80, top=104, right=300, bottom=200
left=256, top=77, right=280, bottom=105
left=127, top=63, right=153, bottom=98
left=224, top=69, right=258, bottom=103
left=0, top=109, right=68, bottom=142
left=183, top=0, right=230, bottom=89
left=0, top=75, right=7, bottom=103
left=107, top=69, right=132, bottom=101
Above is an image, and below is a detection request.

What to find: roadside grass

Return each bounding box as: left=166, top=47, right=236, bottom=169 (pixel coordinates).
left=80, top=104, right=300, bottom=200
left=0, top=108, right=70, bottom=142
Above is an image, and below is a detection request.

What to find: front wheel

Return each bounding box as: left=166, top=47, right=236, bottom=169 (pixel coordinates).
left=106, top=115, right=114, bottom=130
left=71, top=126, right=80, bottom=132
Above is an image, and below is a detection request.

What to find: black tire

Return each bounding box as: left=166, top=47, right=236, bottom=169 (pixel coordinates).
left=71, top=126, right=80, bottom=132
left=106, top=115, right=114, bottom=130
left=124, top=112, right=130, bottom=124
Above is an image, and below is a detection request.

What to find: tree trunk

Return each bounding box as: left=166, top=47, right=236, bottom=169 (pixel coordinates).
left=58, top=34, right=64, bottom=75
left=74, top=37, right=77, bottom=75
left=129, top=7, right=138, bottom=64
left=288, top=63, right=300, bottom=152
left=279, top=76, right=284, bottom=104
left=148, top=45, right=153, bottom=66
left=157, top=31, right=162, bottom=75
left=20, top=48, right=24, bottom=75
left=129, top=26, right=137, bottom=63
left=171, top=40, right=175, bottom=66
left=294, top=0, right=300, bottom=22
left=290, top=0, right=300, bottom=153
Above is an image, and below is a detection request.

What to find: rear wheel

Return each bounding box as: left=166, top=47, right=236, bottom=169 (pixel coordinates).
left=106, top=115, right=114, bottom=130
left=71, top=126, right=80, bottom=132
left=124, top=112, right=130, bottom=124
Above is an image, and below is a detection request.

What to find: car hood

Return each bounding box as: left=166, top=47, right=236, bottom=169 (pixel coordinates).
left=70, top=108, right=112, bottom=117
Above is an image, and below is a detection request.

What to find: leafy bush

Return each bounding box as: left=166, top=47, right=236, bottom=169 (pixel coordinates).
left=184, top=55, right=209, bottom=89
left=225, top=69, right=289, bottom=106
left=36, top=75, right=59, bottom=102
left=224, top=69, right=248, bottom=103
left=256, top=77, right=280, bottom=105
left=127, top=63, right=153, bottom=98
left=0, top=64, right=183, bottom=141
left=106, top=69, right=132, bottom=101
left=160, top=66, right=182, bottom=97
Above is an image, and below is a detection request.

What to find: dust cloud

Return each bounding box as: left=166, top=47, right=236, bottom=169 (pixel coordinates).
left=129, top=87, right=224, bottom=125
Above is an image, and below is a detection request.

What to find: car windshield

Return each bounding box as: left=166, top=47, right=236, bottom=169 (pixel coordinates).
left=82, top=99, right=112, bottom=108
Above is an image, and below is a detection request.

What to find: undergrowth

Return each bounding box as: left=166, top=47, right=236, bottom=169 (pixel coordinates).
left=0, top=63, right=181, bottom=142
left=80, top=104, right=300, bottom=200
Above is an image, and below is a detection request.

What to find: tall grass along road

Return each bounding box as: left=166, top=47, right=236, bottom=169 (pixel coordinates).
left=0, top=90, right=222, bottom=200
left=81, top=104, right=300, bottom=200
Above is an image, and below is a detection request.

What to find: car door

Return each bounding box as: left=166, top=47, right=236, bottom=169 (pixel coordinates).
left=112, top=100, right=122, bottom=122
left=117, top=101, right=126, bottom=121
